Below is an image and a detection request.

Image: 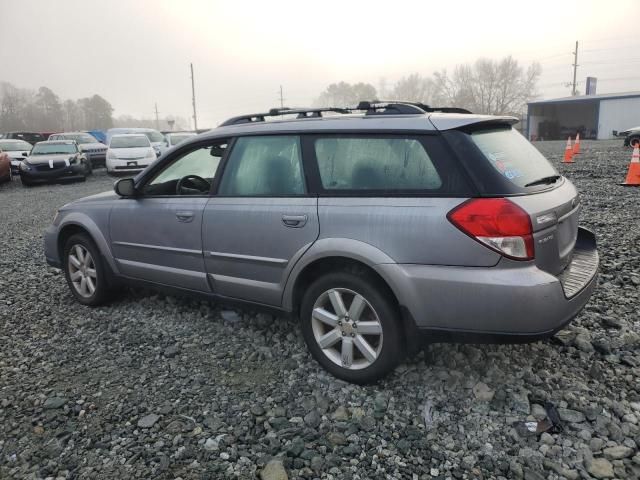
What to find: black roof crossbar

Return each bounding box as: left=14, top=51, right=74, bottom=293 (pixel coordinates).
left=219, top=102, right=472, bottom=126
left=219, top=107, right=352, bottom=126
left=358, top=101, right=472, bottom=115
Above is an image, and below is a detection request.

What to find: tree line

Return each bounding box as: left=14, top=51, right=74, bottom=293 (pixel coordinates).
left=0, top=82, right=114, bottom=132
left=0, top=82, right=190, bottom=133
left=314, top=56, right=541, bottom=116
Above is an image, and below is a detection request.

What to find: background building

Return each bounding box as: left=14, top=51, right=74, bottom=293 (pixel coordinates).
left=527, top=91, right=640, bottom=140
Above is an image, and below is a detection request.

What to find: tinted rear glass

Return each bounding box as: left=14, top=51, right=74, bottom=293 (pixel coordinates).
left=315, top=137, right=442, bottom=191
left=470, top=128, right=557, bottom=188
left=110, top=136, right=150, bottom=148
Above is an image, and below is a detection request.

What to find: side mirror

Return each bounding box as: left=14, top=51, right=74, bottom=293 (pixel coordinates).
left=114, top=177, right=136, bottom=197
left=22, top=152, right=29, bottom=157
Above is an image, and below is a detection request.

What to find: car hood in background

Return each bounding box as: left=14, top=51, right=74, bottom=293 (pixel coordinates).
left=26, top=153, right=75, bottom=165
left=5, top=151, right=28, bottom=160
left=79, top=142, right=107, bottom=151
left=109, top=147, right=151, bottom=159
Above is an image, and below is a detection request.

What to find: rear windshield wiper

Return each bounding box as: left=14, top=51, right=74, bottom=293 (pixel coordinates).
left=524, top=175, right=561, bottom=188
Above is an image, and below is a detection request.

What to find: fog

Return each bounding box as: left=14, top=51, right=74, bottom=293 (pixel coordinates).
left=1, top=0, right=639, bottom=127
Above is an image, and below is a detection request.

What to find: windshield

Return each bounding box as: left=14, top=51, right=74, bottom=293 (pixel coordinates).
left=64, top=133, right=98, bottom=144
left=0, top=140, right=32, bottom=151
left=31, top=143, right=77, bottom=155
left=168, top=134, right=195, bottom=145
left=144, top=131, right=165, bottom=143
left=110, top=136, right=150, bottom=148
left=470, top=128, right=558, bottom=188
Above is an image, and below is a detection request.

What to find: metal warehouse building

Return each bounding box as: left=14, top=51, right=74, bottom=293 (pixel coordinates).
left=527, top=91, right=640, bottom=141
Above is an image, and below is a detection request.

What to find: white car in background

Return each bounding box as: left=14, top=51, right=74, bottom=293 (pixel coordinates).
left=165, top=131, right=197, bottom=147
left=106, top=128, right=168, bottom=157
left=106, top=134, right=156, bottom=174
left=0, top=139, right=32, bottom=175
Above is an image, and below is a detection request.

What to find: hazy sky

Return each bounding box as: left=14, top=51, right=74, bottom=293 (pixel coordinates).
left=1, top=0, right=639, bottom=127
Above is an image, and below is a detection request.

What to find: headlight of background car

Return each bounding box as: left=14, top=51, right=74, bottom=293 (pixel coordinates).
left=69, top=155, right=78, bottom=165
left=19, top=161, right=31, bottom=171
left=146, top=149, right=156, bottom=159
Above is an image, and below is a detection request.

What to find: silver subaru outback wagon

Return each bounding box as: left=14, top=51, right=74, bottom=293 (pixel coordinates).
left=44, top=102, right=599, bottom=384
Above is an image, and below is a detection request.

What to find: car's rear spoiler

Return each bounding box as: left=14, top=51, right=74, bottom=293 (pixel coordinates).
left=428, top=114, right=519, bottom=131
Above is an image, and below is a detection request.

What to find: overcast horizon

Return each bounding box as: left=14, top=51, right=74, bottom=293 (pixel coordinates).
left=2, top=0, right=639, bottom=128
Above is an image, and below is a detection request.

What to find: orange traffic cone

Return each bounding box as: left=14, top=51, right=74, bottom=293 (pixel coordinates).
left=621, top=145, right=640, bottom=186
left=573, top=133, right=581, bottom=155
left=563, top=137, right=574, bottom=163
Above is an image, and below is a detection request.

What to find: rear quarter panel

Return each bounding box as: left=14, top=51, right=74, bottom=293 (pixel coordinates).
left=316, top=197, right=501, bottom=266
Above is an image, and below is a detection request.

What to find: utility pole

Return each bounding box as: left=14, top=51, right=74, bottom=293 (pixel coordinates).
left=190, top=63, right=198, bottom=131
left=571, top=40, right=579, bottom=96
left=154, top=102, right=160, bottom=130
left=278, top=85, right=285, bottom=109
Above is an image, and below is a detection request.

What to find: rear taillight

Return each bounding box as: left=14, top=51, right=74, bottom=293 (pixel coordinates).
left=447, top=198, right=534, bottom=260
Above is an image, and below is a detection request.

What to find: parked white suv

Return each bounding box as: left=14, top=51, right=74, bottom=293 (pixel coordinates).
left=106, top=134, right=156, bottom=174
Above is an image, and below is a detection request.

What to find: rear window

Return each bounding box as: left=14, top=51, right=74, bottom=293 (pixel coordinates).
left=470, top=128, right=557, bottom=188
left=110, top=136, right=150, bottom=148
left=313, top=137, right=443, bottom=191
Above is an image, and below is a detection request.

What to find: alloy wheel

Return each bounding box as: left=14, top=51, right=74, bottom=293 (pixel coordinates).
left=311, top=288, right=383, bottom=370
left=68, top=244, right=97, bottom=298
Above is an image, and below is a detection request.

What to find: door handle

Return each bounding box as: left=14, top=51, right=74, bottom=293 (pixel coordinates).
left=282, top=214, right=308, bottom=228
left=176, top=211, right=194, bottom=223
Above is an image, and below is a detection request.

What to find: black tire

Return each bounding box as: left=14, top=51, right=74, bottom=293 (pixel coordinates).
left=21, top=177, right=32, bottom=187
left=300, top=270, right=403, bottom=384
left=629, top=136, right=640, bottom=148
left=63, top=233, right=112, bottom=306
left=85, top=160, right=93, bottom=176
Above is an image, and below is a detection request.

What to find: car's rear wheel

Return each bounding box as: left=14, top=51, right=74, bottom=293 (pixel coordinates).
left=63, top=233, right=111, bottom=306
left=300, top=271, right=403, bottom=384
left=629, top=136, right=640, bottom=148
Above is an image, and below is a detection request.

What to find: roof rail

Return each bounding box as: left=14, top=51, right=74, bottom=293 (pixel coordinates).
left=359, top=101, right=472, bottom=115
left=219, top=101, right=472, bottom=126
left=219, top=107, right=352, bottom=127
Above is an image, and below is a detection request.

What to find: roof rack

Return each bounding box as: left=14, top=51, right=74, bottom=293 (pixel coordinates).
left=219, top=101, right=471, bottom=126
left=219, top=107, right=352, bottom=127
left=358, top=101, right=472, bottom=115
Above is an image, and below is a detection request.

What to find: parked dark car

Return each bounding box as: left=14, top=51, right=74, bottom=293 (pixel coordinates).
left=20, top=140, right=91, bottom=186
left=1, top=132, right=46, bottom=144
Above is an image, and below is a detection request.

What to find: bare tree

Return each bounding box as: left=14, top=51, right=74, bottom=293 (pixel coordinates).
left=432, top=56, right=541, bottom=115
left=314, top=81, right=377, bottom=107
left=388, top=73, right=434, bottom=104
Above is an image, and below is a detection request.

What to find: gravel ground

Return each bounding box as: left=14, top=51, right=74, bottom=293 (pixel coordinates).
left=1, top=140, right=639, bottom=480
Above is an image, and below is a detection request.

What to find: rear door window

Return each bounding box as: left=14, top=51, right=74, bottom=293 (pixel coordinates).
left=217, top=135, right=305, bottom=196
left=470, top=128, right=558, bottom=188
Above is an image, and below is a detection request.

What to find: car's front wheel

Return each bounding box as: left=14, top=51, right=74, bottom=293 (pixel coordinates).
left=63, top=233, right=111, bottom=306
left=629, top=136, right=640, bottom=148
left=300, top=270, right=403, bottom=384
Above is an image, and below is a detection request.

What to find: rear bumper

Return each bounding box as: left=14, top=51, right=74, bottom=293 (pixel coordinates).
left=377, top=227, right=598, bottom=341
left=87, top=152, right=106, bottom=166
left=106, top=158, right=151, bottom=173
